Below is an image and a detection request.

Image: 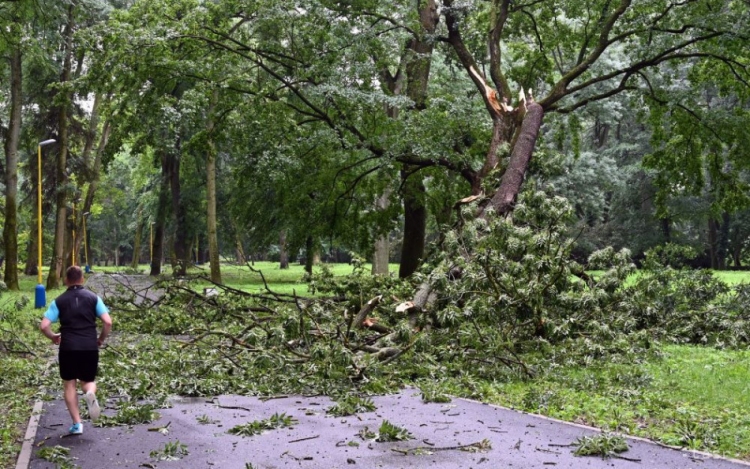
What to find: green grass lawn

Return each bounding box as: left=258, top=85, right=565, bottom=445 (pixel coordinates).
left=91, top=261, right=398, bottom=296
left=454, top=344, right=750, bottom=459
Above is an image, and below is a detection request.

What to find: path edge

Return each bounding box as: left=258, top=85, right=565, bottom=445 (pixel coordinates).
left=456, top=395, right=750, bottom=467
left=14, top=400, right=43, bottom=469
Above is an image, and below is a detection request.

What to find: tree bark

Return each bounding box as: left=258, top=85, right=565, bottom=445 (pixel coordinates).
left=3, top=45, right=22, bottom=290
left=231, top=218, right=246, bottom=265
left=47, top=4, right=75, bottom=290
left=399, top=168, right=427, bottom=278
left=717, top=212, right=730, bottom=270
left=206, top=89, right=222, bottom=283
left=24, top=215, right=38, bottom=276
left=372, top=190, right=391, bottom=275
left=660, top=217, right=671, bottom=243
left=279, top=230, right=289, bottom=269
left=708, top=218, right=718, bottom=270
left=131, top=212, right=143, bottom=269
left=304, top=235, right=315, bottom=274
left=169, top=143, right=190, bottom=276
left=482, top=103, right=545, bottom=217
left=397, top=0, right=438, bottom=278
left=732, top=233, right=743, bottom=269
left=74, top=95, right=111, bottom=264
left=150, top=150, right=170, bottom=276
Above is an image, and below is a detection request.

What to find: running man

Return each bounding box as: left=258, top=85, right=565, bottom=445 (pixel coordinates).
left=40, top=265, right=112, bottom=435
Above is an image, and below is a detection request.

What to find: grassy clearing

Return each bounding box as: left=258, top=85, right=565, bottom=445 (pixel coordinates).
left=448, top=344, right=750, bottom=459
left=93, top=262, right=397, bottom=296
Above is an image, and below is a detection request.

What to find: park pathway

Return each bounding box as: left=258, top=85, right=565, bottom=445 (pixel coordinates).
left=23, top=389, right=750, bottom=469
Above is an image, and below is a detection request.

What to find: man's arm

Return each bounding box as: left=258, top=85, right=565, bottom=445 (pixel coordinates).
left=98, top=313, right=112, bottom=347
left=39, top=318, right=61, bottom=345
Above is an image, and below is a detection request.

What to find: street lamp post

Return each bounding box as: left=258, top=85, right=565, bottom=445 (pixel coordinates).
left=35, top=139, right=56, bottom=308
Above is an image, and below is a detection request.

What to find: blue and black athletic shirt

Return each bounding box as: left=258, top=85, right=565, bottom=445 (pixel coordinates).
left=43, top=285, right=109, bottom=351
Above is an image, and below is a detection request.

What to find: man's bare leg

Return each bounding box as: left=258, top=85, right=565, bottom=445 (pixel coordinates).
left=81, top=381, right=96, bottom=395
left=81, top=381, right=100, bottom=420
left=63, top=380, right=81, bottom=423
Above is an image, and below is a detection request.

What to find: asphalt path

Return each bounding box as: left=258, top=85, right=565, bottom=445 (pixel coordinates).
left=24, top=389, right=750, bottom=469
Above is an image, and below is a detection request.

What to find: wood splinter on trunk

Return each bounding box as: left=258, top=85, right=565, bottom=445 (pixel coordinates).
left=395, top=301, right=415, bottom=313
left=488, top=88, right=513, bottom=114
left=455, top=194, right=482, bottom=208
left=467, top=65, right=512, bottom=115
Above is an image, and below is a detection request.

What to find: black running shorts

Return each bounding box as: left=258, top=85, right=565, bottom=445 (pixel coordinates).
left=58, top=350, right=99, bottom=382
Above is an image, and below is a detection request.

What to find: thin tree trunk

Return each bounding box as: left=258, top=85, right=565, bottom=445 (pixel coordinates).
left=372, top=190, right=391, bottom=275
left=305, top=236, right=315, bottom=274
left=230, top=218, right=246, bottom=265
left=399, top=169, right=427, bottom=278
left=660, top=217, right=671, bottom=243
left=24, top=218, right=38, bottom=276
left=74, top=96, right=110, bottom=261
left=717, top=212, right=730, bottom=270
left=131, top=211, right=142, bottom=269
left=732, top=233, right=743, bottom=269
left=708, top=218, right=718, bottom=270
left=279, top=230, right=289, bottom=269
left=47, top=4, right=75, bottom=290
left=206, top=89, right=221, bottom=283
left=3, top=45, right=22, bottom=290
left=150, top=150, right=170, bottom=276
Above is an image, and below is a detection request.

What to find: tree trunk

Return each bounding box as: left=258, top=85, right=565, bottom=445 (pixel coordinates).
left=732, top=233, right=743, bottom=269
left=150, top=149, right=171, bottom=276
left=206, top=89, right=222, bottom=283
left=279, top=230, right=289, bottom=269
left=131, top=212, right=143, bottom=269
left=660, top=217, right=671, bottom=243
left=169, top=144, right=190, bottom=276
left=708, top=218, right=719, bottom=270
left=717, top=212, right=730, bottom=270
left=47, top=4, right=75, bottom=290
left=399, top=168, right=427, bottom=278
left=483, top=103, right=545, bottom=217
left=231, top=218, right=246, bottom=265
left=3, top=45, right=22, bottom=290
left=74, top=96, right=111, bottom=264
left=305, top=235, right=315, bottom=274
left=372, top=191, right=390, bottom=275
left=396, top=0, right=438, bottom=279
left=24, top=218, right=38, bottom=276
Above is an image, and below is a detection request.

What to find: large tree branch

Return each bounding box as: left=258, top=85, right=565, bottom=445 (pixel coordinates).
left=482, top=102, right=544, bottom=217
left=488, top=0, right=512, bottom=99
left=542, top=31, right=728, bottom=111
left=396, top=156, right=478, bottom=186
left=543, top=0, right=632, bottom=104
left=443, top=0, right=512, bottom=119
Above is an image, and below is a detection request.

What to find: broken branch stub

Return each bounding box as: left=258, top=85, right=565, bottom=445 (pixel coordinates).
left=354, top=295, right=382, bottom=329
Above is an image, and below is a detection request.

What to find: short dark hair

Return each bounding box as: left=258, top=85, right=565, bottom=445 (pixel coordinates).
left=65, top=265, right=84, bottom=284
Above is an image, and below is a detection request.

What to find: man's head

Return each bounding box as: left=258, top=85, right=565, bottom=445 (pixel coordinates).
left=65, top=265, right=84, bottom=286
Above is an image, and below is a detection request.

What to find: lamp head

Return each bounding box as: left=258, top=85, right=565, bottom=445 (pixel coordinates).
left=39, top=139, right=56, bottom=147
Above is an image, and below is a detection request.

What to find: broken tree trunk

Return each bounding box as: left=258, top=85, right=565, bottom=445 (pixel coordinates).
left=482, top=102, right=544, bottom=218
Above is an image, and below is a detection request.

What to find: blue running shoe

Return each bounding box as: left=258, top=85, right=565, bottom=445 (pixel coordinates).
left=69, top=422, right=83, bottom=435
